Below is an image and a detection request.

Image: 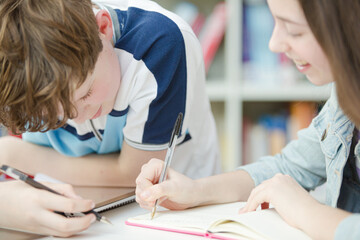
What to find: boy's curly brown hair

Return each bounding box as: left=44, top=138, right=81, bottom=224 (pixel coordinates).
left=0, top=0, right=103, bottom=134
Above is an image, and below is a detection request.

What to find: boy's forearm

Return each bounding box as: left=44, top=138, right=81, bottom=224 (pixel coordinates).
left=0, top=136, right=160, bottom=187
left=194, top=170, right=255, bottom=206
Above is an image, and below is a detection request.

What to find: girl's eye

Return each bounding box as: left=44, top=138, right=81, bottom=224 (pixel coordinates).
left=289, top=32, right=303, bottom=37
left=81, top=89, right=93, bottom=101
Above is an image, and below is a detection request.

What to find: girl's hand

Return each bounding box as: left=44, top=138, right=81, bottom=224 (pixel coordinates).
left=135, top=158, right=200, bottom=210
left=0, top=181, right=96, bottom=237
left=239, top=173, right=319, bottom=229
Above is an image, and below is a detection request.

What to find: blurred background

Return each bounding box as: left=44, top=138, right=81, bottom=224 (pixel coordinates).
left=0, top=0, right=332, bottom=174
left=152, top=0, right=332, bottom=172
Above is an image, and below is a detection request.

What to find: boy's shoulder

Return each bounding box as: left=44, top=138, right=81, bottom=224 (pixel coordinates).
left=94, top=0, right=194, bottom=36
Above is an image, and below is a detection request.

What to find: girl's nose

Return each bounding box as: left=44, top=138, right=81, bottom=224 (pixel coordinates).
left=269, top=24, right=290, bottom=53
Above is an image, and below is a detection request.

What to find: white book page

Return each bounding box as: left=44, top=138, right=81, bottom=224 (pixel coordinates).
left=128, top=202, right=311, bottom=240
left=128, top=202, right=246, bottom=230
left=215, top=208, right=312, bottom=240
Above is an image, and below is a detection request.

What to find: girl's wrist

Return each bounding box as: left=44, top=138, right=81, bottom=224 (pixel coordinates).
left=296, top=195, right=325, bottom=231
left=193, top=178, right=218, bottom=206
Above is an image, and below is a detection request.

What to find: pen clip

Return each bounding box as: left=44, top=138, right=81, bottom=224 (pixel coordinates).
left=168, top=113, right=183, bottom=147
left=0, top=164, right=26, bottom=181
left=0, top=165, right=8, bottom=173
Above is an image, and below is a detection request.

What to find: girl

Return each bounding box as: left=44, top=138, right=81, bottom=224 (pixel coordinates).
left=135, top=0, right=360, bottom=239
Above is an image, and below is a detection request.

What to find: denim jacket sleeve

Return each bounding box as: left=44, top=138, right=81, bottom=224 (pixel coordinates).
left=238, top=91, right=333, bottom=191
left=334, top=214, right=360, bottom=240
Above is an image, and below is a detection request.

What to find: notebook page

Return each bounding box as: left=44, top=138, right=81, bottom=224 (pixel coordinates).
left=128, top=202, right=246, bottom=231
left=128, top=202, right=311, bottom=240
left=208, top=220, right=267, bottom=240
left=220, top=209, right=311, bottom=240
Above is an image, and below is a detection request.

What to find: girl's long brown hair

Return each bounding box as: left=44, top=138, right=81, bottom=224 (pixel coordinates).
left=299, top=0, right=360, bottom=126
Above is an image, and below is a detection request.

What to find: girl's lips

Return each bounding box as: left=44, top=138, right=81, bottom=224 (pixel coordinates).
left=91, top=106, right=102, bottom=119
left=295, top=63, right=311, bottom=73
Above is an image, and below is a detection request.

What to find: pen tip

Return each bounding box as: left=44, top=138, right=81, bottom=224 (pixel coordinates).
left=100, top=216, right=113, bottom=225
left=150, top=207, right=156, bottom=220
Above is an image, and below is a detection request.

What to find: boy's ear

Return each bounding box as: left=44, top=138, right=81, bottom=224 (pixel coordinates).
left=95, top=10, right=113, bottom=41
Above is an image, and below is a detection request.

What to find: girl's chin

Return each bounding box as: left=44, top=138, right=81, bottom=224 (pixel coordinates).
left=306, top=75, right=333, bottom=86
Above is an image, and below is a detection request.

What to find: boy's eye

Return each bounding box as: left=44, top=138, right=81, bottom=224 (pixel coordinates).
left=81, top=89, right=93, bottom=101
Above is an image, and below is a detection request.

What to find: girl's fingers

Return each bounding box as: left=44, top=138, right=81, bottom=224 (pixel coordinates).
left=35, top=210, right=95, bottom=237
left=136, top=159, right=165, bottom=203
left=157, top=196, right=168, bottom=205
left=241, top=183, right=268, bottom=213
left=46, top=183, right=82, bottom=199
left=140, top=179, right=174, bottom=202
left=137, top=159, right=164, bottom=185
left=37, top=190, right=95, bottom=213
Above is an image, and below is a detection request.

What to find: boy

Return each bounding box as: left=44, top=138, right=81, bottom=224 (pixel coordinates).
left=0, top=0, right=221, bottom=186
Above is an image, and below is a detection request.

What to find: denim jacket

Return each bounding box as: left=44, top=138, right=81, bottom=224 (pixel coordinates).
left=239, top=84, right=360, bottom=239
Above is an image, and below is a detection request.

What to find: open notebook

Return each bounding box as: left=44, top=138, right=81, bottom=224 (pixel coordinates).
left=74, top=186, right=135, bottom=212
left=126, top=202, right=311, bottom=240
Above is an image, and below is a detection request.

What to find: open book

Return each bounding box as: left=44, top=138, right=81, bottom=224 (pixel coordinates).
left=126, top=202, right=311, bottom=240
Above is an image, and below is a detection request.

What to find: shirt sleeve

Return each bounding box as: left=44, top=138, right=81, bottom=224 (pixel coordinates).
left=22, top=132, right=52, bottom=148
left=116, top=10, right=191, bottom=150
left=334, top=214, right=360, bottom=240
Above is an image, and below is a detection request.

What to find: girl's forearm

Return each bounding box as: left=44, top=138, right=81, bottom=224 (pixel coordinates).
left=194, top=170, right=255, bottom=206
left=299, top=201, right=350, bottom=240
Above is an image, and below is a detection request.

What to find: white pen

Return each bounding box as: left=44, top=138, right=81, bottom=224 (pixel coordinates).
left=151, top=112, right=183, bottom=220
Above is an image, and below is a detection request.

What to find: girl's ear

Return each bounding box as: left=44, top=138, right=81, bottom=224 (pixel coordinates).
left=95, top=9, right=113, bottom=41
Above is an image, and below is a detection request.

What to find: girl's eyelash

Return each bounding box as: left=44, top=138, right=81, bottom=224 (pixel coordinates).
left=286, top=30, right=303, bottom=38
left=81, top=89, right=93, bottom=101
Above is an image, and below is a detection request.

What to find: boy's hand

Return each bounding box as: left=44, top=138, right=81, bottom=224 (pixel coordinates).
left=0, top=181, right=96, bottom=237
left=135, top=158, right=199, bottom=210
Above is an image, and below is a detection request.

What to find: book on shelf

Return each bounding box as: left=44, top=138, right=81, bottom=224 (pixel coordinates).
left=242, top=102, right=317, bottom=164
left=199, top=2, right=227, bottom=74
left=288, top=102, right=316, bottom=140
left=242, top=0, right=302, bottom=85
left=173, top=2, right=205, bottom=37
left=242, top=0, right=279, bottom=84
left=126, top=202, right=311, bottom=240
left=173, top=1, right=227, bottom=74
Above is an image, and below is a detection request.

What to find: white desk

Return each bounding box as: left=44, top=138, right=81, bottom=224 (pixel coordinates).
left=36, top=202, right=201, bottom=240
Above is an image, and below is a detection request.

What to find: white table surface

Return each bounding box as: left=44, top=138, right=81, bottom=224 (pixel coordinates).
left=37, top=202, right=202, bottom=240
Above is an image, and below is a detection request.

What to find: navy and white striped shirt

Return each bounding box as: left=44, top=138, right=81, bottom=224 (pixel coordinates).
left=23, top=0, right=221, bottom=178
